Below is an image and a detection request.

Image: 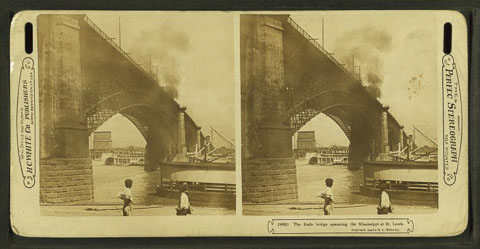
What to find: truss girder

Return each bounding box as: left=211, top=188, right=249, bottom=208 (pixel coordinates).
left=325, top=112, right=352, bottom=140
left=85, top=90, right=179, bottom=136
left=122, top=110, right=149, bottom=140
left=288, top=90, right=378, bottom=138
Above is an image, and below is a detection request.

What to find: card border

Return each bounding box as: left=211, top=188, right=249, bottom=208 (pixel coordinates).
left=1, top=0, right=479, bottom=248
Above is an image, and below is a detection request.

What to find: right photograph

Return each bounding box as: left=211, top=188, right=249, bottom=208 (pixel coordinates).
left=241, top=13, right=439, bottom=216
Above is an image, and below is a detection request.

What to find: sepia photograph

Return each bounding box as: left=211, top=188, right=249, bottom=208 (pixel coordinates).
left=241, top=13, right=440, bottom=216
left=9, top=10, right=468, bottom=237
left=36, top=12, right=235, bottom=216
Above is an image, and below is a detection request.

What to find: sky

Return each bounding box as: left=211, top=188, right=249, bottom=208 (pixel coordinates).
left=85, top=12, right=234, bottom=148
left=85, top=12, right=439, bottom=148
left=290, top=11, right=439, bottom=147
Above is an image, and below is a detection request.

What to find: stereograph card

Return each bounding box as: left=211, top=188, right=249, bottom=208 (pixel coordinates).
left=9, top=10, right=469, bottom=237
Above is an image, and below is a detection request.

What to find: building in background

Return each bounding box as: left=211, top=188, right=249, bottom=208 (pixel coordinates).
left=295, top=131, right=316, bottom=158
left=90, top=131, right=113, bottom=159
left=90, top=131, right=145, bottom=165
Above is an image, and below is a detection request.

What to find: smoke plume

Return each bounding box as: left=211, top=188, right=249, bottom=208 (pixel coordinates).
left=333, top=26, right=392, bottom=99
left=129, top=23, right=190, bottom=98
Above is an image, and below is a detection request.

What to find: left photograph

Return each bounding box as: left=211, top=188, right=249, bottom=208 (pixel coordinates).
left=37, top=13, right=235, bottom=216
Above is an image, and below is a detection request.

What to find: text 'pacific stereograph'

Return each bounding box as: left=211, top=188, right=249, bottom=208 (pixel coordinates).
left=10, top=11, right=468, bottom=237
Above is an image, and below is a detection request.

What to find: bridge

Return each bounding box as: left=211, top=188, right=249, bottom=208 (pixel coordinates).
left=38, top=15, right=204, bottom=204
left=241, top=15, right=407, bottom=203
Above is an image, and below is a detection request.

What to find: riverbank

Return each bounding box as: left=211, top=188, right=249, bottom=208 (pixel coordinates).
left=41, top=204, right=234, bottom=216
left=242, top=203, right=436, bottom=216
left=39, top=164, right=235, bottom=216
left=92, top=164, right=162, bottom=205
left=243, top=162, right=438, bottom=215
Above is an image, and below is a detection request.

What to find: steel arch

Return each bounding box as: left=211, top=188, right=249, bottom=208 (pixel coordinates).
left=84, top=90, right=180, bottom=141
left=288, top=90, right=379, bottom=138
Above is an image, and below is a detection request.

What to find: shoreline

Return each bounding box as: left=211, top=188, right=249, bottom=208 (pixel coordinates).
left=40, top=204, right=235, bottom=216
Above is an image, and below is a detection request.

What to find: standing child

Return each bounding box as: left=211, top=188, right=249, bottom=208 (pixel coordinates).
left=118, top=179, right=133, bottom=216
left=377, top=182, right=392, bottom=215
left=320, top=178, right=334, bottom=215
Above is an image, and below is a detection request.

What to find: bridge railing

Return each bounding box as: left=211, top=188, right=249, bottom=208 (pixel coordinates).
left=287, top=17, right=361, bottom=83
left=82, top=16, right=159, bottom=86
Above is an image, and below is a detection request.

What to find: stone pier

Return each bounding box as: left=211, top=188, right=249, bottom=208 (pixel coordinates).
left=38, top=15, right=94, bottom=204
left=242, top=158, right=297, bottom=203
left=348, top=112, right=372, bottom=170
left=39, top=158, right=94, bottom=204
left=241, top=15, right=298, bottom=203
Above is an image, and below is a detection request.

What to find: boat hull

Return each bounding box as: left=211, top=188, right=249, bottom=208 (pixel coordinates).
left=360, top=160, right=438, bottom=203
left=359, top=185, right=438, bottom=203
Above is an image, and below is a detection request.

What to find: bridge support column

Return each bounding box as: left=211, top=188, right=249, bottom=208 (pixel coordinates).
left=175, top=107, right=188, bottom=162
left=145, top=123, right=176, bottom=170
left=348, top=114, right=371, bottom=170
left=196, top=127, right=202, bottom=152
left=376, top=105, right=392, bottom=161
left=38, top=15, right=94, bottom=204
left=399, top=126, right=405, bottom=151
left=144, top=130, right=160, bottom=171
left=241, top=15, right=298, bottom=203
left=381, top=106, right=390, bottom=153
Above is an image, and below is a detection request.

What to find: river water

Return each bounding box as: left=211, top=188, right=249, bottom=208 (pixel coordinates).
left=296, top=160, right=366, bottom=205
left=295, top=160, right=438, bottom=208
left=92, top=164, right=174, bottom=206
left=92, top=161, right=437, bottom=209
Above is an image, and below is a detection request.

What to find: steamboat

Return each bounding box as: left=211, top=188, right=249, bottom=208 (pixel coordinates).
left=359, top=126, right=438, bottom=202
left=155, top=126, right=236, bottom=208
